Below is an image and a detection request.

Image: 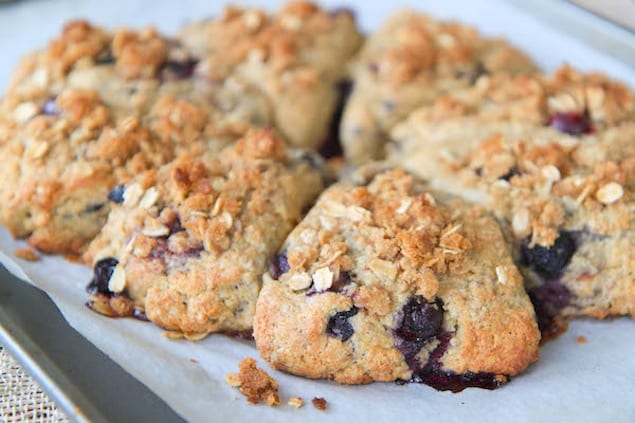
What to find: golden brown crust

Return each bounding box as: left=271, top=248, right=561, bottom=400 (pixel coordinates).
left=0, top=22, right=277, bottom=254
left=178, top=1, right=363, bottom=148
left=254, top=167, right=539, bottom=385
left=340, top=10, right=537, bottom=164
left=85, top=129, right=326, bottom=336
left=388, top=67, right=635, bottom=321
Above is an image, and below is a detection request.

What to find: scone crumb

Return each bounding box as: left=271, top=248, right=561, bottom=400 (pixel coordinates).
left=225, top=372, right=242, bottom=388
left=14, top=247, right=40, bottom=261
left=287, top=397, right=304, bottom=408
left=576, top=335, right=587, bottom=344
left=311, top=397, right=327, bottom=411
left=189, top=358, right=198, bottom=364
left=162, top=331, right=185, bottom=340
left=229, top=358, right=280, bottom=406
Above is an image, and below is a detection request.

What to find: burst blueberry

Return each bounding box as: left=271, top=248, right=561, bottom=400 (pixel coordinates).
left=107, top=185, right=126, bottom=204
left=269, top=252, right=290, bottom=279
left=548, top=111, right=592, bottom=136
left=394, top=296, right=444, bottom=361
left=326, top=306, right=358, bottom=341
left=86, top=257, right=119, bottom=295
left=521, top=231, right=577, bottom=280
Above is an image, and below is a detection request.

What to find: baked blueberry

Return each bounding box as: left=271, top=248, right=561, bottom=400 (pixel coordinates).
left=254, top=168, right=539, bottom=386
left=269, top=252, right=290, bottom=280
left=86, top=257, right=118, bottom=295
left=394, top=296, right=443, bottom=360
left=548, top=111, right=592, bottom=136
left=107, top=185, right=126, bottom=204
left=521, top=231, right=577, bottom=280
left=41, top=98, right=59, bottom=116
left=326, top=307, right=358, bottom=341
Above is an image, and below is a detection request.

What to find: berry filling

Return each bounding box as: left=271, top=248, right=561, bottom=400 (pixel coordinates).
left=527, top=279, right=572, bottom=341
left=394, top=296, right=444, bottom=363
left=269, top=252, right=290, bottom=280
left=520, top=230, right=580, bottom=339
left=107, top=185, right=126, bottom=204
left=408, top=332, right=505, bottom=392
left=326, top=306, right=358, bottom=341
left=393, top=296, right=506, bottom=392
left=548, top=111, right=593, bottom=136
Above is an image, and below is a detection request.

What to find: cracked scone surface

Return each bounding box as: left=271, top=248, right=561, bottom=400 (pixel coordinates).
left=254, top=168, right=539, bottom=389
left=0, top=21, right=276, bottom=254
left=179, top=1, right=363, bottom=149
left=389, top=68, right=635, bottom=336
left=340, top=10, right=536, bottom=164
left=84, top=129, right=325, bottom=336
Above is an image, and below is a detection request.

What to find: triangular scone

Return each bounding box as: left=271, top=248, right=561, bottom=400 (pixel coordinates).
left=83, top=129, right=326, bottom=338
left=0, top=23, right=274, bottom=254
left=178, top=1, right=363, bottom=149
left=340, top=10, right=536, bottom=164
left=254, top=167, right=539, bottom=389
left=388, top=67, right=635, bottom=337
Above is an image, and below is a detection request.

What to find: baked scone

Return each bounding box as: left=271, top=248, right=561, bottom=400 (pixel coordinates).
left=84, top=129, right=326, bottom=337
left=340, top=10, right=537, bottom=164
left=254, top=168, right=540, bottom=390
left=178, top=1, right=363, bottom=150
left=388, top=68, right=635, bottom=337
left=0, top=22, right=275, bottom=254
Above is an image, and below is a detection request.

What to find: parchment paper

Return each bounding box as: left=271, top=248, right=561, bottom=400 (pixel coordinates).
left=1, top=1, right=634, bottom=421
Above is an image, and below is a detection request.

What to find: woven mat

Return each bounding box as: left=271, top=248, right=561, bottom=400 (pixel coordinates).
left=0, top=347, right=69, bottom=422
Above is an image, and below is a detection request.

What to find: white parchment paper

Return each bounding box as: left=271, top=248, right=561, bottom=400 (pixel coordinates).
left=0, top=1, right=634, bottom=421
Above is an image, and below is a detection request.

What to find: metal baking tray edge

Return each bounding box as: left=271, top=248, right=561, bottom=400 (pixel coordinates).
left=0, top=264, right=184, bottom=423
left=0, top=1, right=633, bottom=421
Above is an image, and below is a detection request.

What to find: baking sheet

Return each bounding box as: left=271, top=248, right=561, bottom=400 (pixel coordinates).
left=0, top=0, right=634, bottom=421
left=0, top=264, right=184, bottom=423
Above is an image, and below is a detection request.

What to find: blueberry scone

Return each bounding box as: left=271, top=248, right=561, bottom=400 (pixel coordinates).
left=389, top=68, right=635, bottom=337
left=254, top=168, right=540, bottom=390
left=0, top=22, right=275, bottom=254
left=84, top=129, right=326, bottom=338
left=340, top=10, right=536, bottom=164
left=178, top=1, right=363, bottom=150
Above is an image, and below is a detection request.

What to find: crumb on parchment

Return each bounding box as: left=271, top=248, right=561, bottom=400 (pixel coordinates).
left=577, top=335, right=587, bottom=344
left=226, top=358, right=280, bottom=406
left=312, top=397, right=327, bottom=411
left=14, top=247, right=40, bottom=261
left=288, top=397, right=303, bottom=408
